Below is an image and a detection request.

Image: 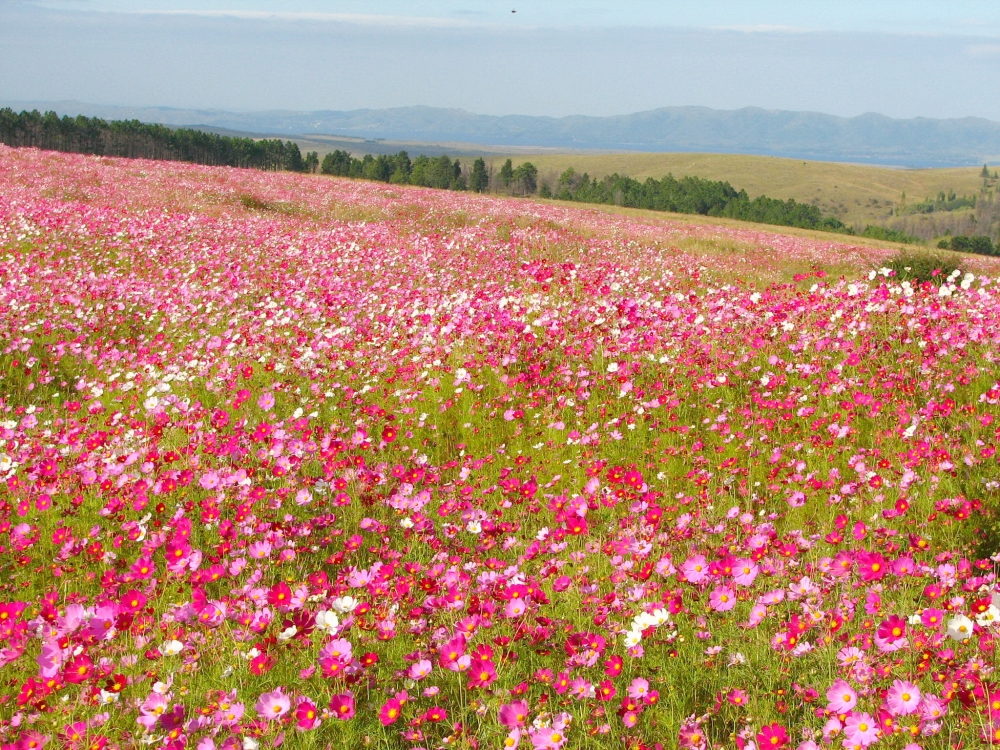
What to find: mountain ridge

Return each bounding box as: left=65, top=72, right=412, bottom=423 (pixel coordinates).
left=4, top=100, right=1000, bottom=167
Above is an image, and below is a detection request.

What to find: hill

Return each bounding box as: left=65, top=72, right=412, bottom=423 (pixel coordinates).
left=5, top=100, right=1000, bottom=167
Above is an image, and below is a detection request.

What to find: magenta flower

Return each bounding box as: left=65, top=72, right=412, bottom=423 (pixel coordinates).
left=295, top=699, right=321, bottom=730
left=379, top=698, right=403, bottom=725
left=466, top=658, right=497, bottom=688
left=329, top=692, right=355, bottom=721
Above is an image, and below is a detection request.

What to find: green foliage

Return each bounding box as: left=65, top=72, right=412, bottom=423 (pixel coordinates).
left=860, top=225, right=919, bottom=244
left=883, top=251, right=963, bottom=284
left=0, top=108, right=312, bottom=171
left=554, top=168, right=851, bottom=232
left=944, top=234, right=997, bottom=256
left=904, top=190, right=976, bottom=214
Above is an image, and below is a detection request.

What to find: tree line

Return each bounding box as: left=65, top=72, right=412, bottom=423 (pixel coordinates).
left=0, top=109, right=320, bottom=172
left=549, top=168, right=852, bottom=233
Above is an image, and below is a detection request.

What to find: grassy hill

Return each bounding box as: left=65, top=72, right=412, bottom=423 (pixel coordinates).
left=485, top=152, right=989, bottom=229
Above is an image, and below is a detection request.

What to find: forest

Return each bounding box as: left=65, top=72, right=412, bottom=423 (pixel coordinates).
left=0, top=109, right=318, bottom=172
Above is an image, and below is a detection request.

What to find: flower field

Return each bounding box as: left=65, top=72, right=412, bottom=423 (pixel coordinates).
left=3, top=145, right=1000, bottom=750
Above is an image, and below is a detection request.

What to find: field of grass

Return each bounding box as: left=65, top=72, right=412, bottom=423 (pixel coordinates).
left=484, top=152, right=989, bottom=228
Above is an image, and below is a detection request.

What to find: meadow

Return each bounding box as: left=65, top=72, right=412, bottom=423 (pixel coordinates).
left=2, top=144, right=1000, bottom=750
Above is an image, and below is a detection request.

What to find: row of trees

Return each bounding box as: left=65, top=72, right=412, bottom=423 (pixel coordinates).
left=320, top=150, right=480, bottom=191
left=0, top=109, right=319, bottom=172
left=551, top=168, right=849, bottom=233
left=937, top=234, right=997, bottom=256
left=319, top=152, right=545, bottom=196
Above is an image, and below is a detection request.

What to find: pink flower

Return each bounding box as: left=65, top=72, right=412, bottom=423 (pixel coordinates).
left=709, top=585, right=736, bottom=612
left=843, top=712, right=878, bottom=746
left=256, top=688, right=290, bottom=720
left=825, top=680, right=857, bottom=714
left=499, top=700, right=529, bottom=728
left=258, top=392, right=275, bottom=411
left=408, top=659, right=432, bottom=681
left=680, top=555, right=709, bottom=584
left=627, top=677, right=650, bottom=700
left=732, top=558, right=759, bottom=586
left=885, top=680, right=921, bottom=716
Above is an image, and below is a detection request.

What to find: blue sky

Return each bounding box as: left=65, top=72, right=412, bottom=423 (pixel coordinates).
left=4, top=1, right=1000, bottom=119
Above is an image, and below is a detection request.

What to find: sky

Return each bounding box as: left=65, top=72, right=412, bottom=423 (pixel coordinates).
left=3, top=0, right=1000, bottom=120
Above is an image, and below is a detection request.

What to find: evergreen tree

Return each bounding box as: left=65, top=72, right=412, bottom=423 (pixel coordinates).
left=470, top=158, right=489, bottom=193
left=513, top=162, right=538, bottom=195
left=499, top=159, right=514, bottom=191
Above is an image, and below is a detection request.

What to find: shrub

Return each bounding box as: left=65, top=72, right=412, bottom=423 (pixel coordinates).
left=941, top=234, right=997, bottom=256
left=882, top=250, right=963, bottom=284
left=861, top=225, right=919, bottom=244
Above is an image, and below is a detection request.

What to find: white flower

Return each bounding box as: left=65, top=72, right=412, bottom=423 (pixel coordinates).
left=98, top=689, right=120, bottom=705
left=243, top=738, right=260, bottom=750
left=0, top=453, right=12, bottom=472
left=161, top=639, right=183, bottom=656
left=315, top=610, right=340, bottom=634
left=622, top=630, right=642, bottom=648
left=606, top=362, right=619, bottom=373
left=466, top=520, right=482, bottom=534
left=143, top=396, right=160, bottom=411
left=946, top=614, right=974, bottom=641
left=632, top=612, right=657, bottom=631
left=277, top=625, right=298, bottom=642
left=976, top=605, right=1000, bottom=628
left=651, top=608, right=671, bottom=626
left=400, top=517, right=414, bottom=529
left=332, top=596, right=359, bottom=614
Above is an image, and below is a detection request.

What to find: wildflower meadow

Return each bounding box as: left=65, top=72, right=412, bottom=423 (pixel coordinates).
left=3, top=145, right=1000, bottom=750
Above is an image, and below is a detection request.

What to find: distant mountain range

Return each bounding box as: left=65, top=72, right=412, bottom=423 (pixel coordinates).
left=5, top=101, right=1000, bottom=167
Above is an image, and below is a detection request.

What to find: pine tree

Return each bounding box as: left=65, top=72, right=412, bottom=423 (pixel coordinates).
left=499, top=159, right=514, bottom=190
left=470, top=158, right=489, bottom=193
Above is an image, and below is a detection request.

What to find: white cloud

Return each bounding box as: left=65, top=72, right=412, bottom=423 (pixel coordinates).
left=965, top=43, right=1000, bottom=58
left=119, top=9, right=478, bottom=28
